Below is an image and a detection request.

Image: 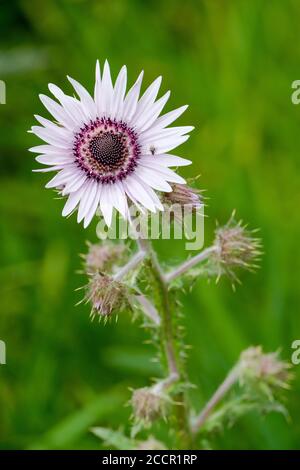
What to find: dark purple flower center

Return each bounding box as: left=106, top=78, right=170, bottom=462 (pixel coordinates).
left=73, top=117, right=140, bottom=184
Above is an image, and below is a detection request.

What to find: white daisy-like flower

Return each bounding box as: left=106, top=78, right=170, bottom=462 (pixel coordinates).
left=30, top=60, right=194, bottom=228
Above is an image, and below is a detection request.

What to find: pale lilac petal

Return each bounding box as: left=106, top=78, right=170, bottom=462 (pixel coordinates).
left=122, top=71, right=143, bottom=122
left=135, top=91, right=170, bottom=132
left=29, top=144, right=71, bottom=155
left=39, top=94, right=76, bottom=130
left=132, top=76, right=162, bottom=125
left=111, top=65, right=127, bottom=120
left=134, top=166, right=172, bottom=192
left=123, top=176, right=156, bottom=212
left=61, top=173, right=87, bottom=195
left=141, top=134, right=190, bottom=155
left=48, top=84, right=87, bottom=125
left=94, top=60, right=102, bottom=115
left=140, top=154, right=192, bottom=167
left=62, top=181, right=89, bottom=217
left=140, top=125, right=194, bottom=144
left=139, top=160, right=186, bottom=184
left=83, top=184, right=102, bottom=228
left=33, top=115, right=72, bottom=140
left=101, top=60, right=114, bottom=117
left=77, top=180, right=98, bottom=223
left=133, top=175, right=164, bottom=210
left=109, top=181, right=128, bottom=218
left=31, top=126, right=72, bottom=148
left=146, top=105, right=188, bottom=132
left=35, top=154, right=73, bottom=165
left=67, top=75, right=97, bottom=120
left=100, top=184, right=114, bottom=226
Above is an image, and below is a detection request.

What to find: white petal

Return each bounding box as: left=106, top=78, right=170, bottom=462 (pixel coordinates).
left=141, top=134, right=190, bottom=155
left=109, top=181, right=128, bottom=218
left=31, top=126, right=71, bottom=148
left=36, top=154, right=73, bottom=165
left=121, top=180, right=144, bottom=214
left=133, top=175, right=164, bottom=210
left=139, top=160, right=186, bottom=184
left=101, top=60, right=114, bottom=117
left=77, top=180, right=98, bottom=223
left=34, top=115, right=72, bottom=140
left=140, top=154, right=192, bottom=167
left=29, top=144, right=71, bottom=155
left=135, top=91, right=170, bottom=132
left=48, top=84, right=87, bottom=125
left=45, top=170, right=69, bottom=188
left=61, top=172, right=87, bottom=194
left=33, top=165, right=64, bottom=173
left=133, top=76, right=162, bottom=125
left=67, top=75, right=97, bottom=120
left=140, top=125, right=194, bottom=144
left=100, top=184, right=114, bottom=226
left=94, top=60, right=102, bottom=115
left=62, top=181, right=89, bottom=217
left=83, top=184, right=101, bottom=228
left=122, top=71, right=143, bottom=122
left=39, top=94, right=76, bottom=130
left=123, top=175, right=156, bottom=212
left=147, top=105, right=188, bottom=132
left=111, top=65, right=127, bottom=120
left=134, top=166, right=172, bottom=192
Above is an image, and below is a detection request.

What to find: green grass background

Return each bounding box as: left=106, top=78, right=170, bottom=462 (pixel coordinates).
left=0, top=0, right=300, bottom=449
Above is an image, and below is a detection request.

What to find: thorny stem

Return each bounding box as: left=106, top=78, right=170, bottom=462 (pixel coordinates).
left=191, top=365, right=240, bottom=434
left=138, top=237, right=192, bottom=448
left=135, top=294, right=161, bottom=326
left=113, top=249, right=146, bottom=281
left=165, top=246, right=217, bottom=283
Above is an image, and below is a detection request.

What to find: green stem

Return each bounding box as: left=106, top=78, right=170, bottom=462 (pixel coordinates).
left=139, top=239, right=193, bottom=448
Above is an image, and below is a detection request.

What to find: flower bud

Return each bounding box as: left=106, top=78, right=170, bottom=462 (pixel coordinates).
left=163, top=183, right=202, bottom=211
left=131, top=387, right=168, bottom=427
left=83, top=241, right=126, bottom=275
left=86, top=272, right=131, bottom=319
left=211, top=212, right=261, bottom=284
left=239, top=346, right=291, bottom=391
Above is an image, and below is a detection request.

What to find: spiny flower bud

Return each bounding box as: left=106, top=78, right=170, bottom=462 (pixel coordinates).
left=211, top=212, right=261, bottom=285
left=239, top=346, right=292, bottom=391
left=86, top=272, right=131, bottom=320
left=83, top=241, right=126, bottom=275
left=163, top=183, right=203, bottom=212
left=131, top=387, right=168, bottom=427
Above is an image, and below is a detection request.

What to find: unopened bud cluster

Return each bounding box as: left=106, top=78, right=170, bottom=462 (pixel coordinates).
left=86, top=272, right=131, bottom=320
left=239, top=346, right=291, bottom=391
left=163, top=183, right=202, bottom=212
left=211, top=213, right=261, bottom=284
left=131, top=386, right=168, bottom=427
left=84, top=241, right=126, bottom=275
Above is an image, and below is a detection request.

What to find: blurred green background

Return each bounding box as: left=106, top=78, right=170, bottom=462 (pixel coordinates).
left=0, top=0, right=300, bottom=450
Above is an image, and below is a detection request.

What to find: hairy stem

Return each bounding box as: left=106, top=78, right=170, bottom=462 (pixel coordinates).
left=165, top=246, right=217, bottom=283
left=191, top=365, right=240, bottom=434
left=135, top=294, right=161, bottom=326
left=113, top=249, right=146, bottom=281
left=138, top=238, right=192, bottom=448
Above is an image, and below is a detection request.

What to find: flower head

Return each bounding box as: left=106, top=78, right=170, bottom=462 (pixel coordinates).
left=131, top=386, right=168, bottom=427
left=211, top=212, right=261, bottom=285
left=83, top=241, right=126, bottom=275
left=162, top=182, right=202, bottom=211
left=30, top=60, right=193, bottom=227
left=86, top=272, right=131, bottom=319
left=239, top=346, right=292, bottom=391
